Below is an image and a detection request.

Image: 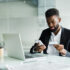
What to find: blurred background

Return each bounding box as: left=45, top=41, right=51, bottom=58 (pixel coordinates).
left=0, top=0, right=70, bottom=52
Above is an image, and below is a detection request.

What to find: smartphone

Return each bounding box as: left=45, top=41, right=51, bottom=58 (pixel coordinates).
left=35, top=40, right=44, bottom=45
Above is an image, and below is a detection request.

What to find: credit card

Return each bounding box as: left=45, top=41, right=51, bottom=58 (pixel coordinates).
left=49, top=42, right=58, bottom=45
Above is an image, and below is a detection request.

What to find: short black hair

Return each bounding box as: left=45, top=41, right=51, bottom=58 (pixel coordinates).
left=45, top=8, right=59, bottom=18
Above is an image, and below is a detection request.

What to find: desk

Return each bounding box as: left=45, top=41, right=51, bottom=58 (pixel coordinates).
left=0, top=55, right=70, bottom=70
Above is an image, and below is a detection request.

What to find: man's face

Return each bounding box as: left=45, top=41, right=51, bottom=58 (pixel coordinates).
left=46, top=15, right=61, bottom=32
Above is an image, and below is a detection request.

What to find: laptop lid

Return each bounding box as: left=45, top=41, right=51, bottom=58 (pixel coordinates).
left=3, top=33, right=25, bottom=60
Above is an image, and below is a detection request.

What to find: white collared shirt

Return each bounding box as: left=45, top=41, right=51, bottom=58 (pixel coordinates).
left=47, top=28, right=62, bottom=55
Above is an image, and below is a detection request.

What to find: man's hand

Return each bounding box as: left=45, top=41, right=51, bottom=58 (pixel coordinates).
left=53, top=44, right=64, bottom=51
left=34, top=43, right=46, bottom=53
left=53, top=44, right=66, bottom=55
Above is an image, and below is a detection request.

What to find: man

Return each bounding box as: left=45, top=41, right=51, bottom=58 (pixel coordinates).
left=30, top=8, right=70, bottom=57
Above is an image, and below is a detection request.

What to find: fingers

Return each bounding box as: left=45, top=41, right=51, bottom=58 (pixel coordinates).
left=35, top=46, right=43, bottom=52
left=38, top=48, right=43, bottom=53
left=39, top=45, right=46, bottom=49
left=34, top=45, right=46, bottom=52
left=59, top=49, right=66, bottom=55
left=53, top=44, right=59, bottom=48
left=53, top=44, right=64, bottom=51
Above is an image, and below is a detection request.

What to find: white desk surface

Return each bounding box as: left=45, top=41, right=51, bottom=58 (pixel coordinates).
left=0, top=54, right=70, bottom=70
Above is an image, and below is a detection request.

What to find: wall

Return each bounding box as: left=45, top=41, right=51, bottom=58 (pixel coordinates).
left=0, top=1, right=38, bottom=52
left=56, top=0, right=70, bottom=28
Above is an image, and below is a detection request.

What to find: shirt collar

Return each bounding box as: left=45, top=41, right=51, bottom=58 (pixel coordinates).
left=51, top=27, right=62, bottom=36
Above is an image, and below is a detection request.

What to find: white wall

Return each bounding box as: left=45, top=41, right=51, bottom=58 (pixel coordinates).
left=56, top=0, right=70, bottom=29
left=0, top=1, right=39, bottom=51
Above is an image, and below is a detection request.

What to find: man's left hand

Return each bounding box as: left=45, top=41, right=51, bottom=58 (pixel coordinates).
left=53, top=44, right=67, bottom=55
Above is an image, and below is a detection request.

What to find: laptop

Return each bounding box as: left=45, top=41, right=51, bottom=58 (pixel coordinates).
left=3, top=33, right=26, bottom=60
left=3, top=33, right=45, bottom=61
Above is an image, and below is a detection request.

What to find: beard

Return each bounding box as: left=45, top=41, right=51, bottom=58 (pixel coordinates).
left=49, top=24, right=59, bottom=32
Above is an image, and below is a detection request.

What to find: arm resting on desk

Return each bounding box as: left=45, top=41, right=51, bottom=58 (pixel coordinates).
left=65, top=40, right=70, bottom=57
left=66, top=51, right=70, bottom=57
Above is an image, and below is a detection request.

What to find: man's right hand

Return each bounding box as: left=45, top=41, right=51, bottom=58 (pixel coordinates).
left=34, top=43, right=46, bottom=53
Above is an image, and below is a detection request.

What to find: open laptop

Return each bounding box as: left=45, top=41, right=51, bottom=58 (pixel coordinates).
left=3, top=33, right=26, bottom=60
left=3, top=33, right=45, bottom=60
